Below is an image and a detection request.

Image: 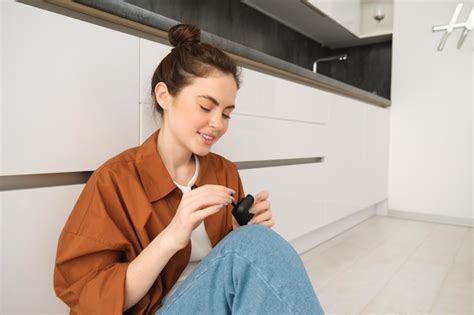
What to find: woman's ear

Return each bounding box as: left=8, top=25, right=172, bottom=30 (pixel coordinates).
left=154, top=82, right=172, bottom=111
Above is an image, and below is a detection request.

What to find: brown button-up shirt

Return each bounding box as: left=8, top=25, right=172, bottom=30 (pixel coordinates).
left=54, top=129, right=244, bottom=314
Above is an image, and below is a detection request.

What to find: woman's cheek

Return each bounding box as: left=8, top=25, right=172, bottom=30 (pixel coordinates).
left=222, top=122, right=230, bottom=134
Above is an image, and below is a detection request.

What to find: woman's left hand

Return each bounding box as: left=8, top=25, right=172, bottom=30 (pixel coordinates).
left=249, top=191, right=274, bottom=228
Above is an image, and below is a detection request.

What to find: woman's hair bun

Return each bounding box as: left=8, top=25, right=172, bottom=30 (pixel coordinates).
left=168, top=24, right=201, bottom=48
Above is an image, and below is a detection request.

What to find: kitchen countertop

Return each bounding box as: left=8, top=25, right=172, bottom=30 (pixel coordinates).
left=46, top=0, right=391, bottom=108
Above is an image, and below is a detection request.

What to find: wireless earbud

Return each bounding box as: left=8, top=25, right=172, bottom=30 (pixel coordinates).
left=231, top=194, right=255, bottom=226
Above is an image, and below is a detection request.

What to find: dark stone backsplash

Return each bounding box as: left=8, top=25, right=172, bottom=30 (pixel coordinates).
left=126, top=0, right=391, bottom=99
left=317, top=42, right=392, bottom=99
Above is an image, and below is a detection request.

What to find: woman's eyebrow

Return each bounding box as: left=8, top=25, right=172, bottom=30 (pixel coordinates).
left=197, top=95, right=235, bottom=109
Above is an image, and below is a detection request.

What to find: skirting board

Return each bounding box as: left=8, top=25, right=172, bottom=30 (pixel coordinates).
left=289, top=199, right=388, bottom=255
left=290, top=200, right=473, bottom=256
left=387, top=209, right=474, bottom=228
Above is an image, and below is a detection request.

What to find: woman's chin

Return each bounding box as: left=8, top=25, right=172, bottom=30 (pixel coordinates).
left=192, top=146, right=211, bottom=157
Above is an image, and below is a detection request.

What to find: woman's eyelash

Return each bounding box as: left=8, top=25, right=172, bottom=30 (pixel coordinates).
left=200, top=105, right=231, bottom=120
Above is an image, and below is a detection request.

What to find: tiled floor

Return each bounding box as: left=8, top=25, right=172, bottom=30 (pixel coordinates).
left=301, top=215, right=473, bottom=314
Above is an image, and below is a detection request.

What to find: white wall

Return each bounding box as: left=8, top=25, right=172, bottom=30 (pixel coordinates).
left=389, top=0, right=473, bottom=221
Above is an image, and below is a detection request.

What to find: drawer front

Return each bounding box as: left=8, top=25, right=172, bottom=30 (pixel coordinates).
left=212, top=114, right=327, bottom=161
left=2, top=3, right=139, bottom=175
left=236, top=67, right=330, bottom=124
left=239, top=163, right=327, bottom=241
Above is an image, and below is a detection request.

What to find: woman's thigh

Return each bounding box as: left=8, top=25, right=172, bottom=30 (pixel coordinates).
left=157, top=224, right=324, bottom=315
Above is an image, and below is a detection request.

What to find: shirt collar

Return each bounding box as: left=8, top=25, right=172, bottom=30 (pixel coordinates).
left=173, top=154, right=200, bottom=191
left=136, top=129, right=219, bottom=203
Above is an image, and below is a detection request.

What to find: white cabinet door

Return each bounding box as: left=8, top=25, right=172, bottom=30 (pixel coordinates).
left=1, top=185, right=84, bottom=314
left=365, top=105, right=389, bottom=205
left=307, top=0, right=361, bottom=36
left=236, top=67, right=329, bottom=124
left=139, top=39, right=170, bottom=143
left=239, top=162, right=327, bottom=242
left=323, top=96, right=369, bottom=223
left=140, top=102, right=161, bottom=144
left=212, top=114, right=327, bottom=162
left=273, top=75, right=330, bottom=125
left=139, top=38, right=171, bottom=104
left=1, top=2, right=139, bottom=175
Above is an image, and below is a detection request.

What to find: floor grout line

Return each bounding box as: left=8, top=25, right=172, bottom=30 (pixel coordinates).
left=312, top=218, right=397, bottom=291
left=427, top=228, right=470, bottom=314
left=302, top=216, right=379, bottom=260
left=303, top=216, right=473, bottom=314
left=359, top=222, right=437, bottom=313
left=314, top=217, right=425, bottom=292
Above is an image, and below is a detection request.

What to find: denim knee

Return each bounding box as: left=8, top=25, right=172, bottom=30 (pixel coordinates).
left=222, top=224, right=297, bottom=259
left=231, top=224, right=279, bottom=244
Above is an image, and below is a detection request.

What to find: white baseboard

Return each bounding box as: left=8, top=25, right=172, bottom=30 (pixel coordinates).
left=375, top=199, right=389, bottom=215
left=289, top=200, right=472, bottom=256
left=387, top=209, right=474, bottom=227
left=290, top=201, right=384, bottom=255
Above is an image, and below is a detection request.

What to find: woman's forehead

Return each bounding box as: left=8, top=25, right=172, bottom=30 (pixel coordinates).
left=184, top=74, right=237, bottom=104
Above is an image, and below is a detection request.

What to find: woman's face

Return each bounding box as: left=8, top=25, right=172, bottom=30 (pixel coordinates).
left=164, top=71, right=237, bottom=156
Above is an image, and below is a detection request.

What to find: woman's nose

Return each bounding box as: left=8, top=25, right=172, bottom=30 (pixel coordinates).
left=209, top=113, right=224, bottom=130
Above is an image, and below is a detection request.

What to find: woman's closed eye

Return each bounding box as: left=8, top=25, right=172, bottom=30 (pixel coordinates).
left=200, top=105, right=231, bottom=120
left=200, top=105, right=211, bottom=112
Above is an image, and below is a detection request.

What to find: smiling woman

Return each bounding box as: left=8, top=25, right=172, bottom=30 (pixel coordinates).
left=53, top=23, right=324, bottom=315
left=153, top=71, right=237, bottom=158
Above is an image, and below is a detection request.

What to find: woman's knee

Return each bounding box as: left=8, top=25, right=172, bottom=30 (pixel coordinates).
left=222, top=224, right=296, bottom=257
left=231, top=224, right=278, bottom=243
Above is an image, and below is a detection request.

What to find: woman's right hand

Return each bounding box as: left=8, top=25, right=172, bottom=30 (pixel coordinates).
left=163, top=184, right=235, bottom=250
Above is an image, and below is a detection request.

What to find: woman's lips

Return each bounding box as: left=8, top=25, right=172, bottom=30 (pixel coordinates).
left=198, top=132, right=215, bottom=145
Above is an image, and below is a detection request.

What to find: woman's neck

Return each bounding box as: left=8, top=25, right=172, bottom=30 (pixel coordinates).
left=157, top=128, right=196, bottom=185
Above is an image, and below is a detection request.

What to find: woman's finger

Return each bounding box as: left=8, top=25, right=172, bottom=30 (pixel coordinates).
left=182, top=190, right=234, bottom=211
left=260, top=218, right=275, bottom=228
left=250, top=208, right=272, bottom=224
left=254, top=190, right=269, bottom=202
left=187, top=185, right=235, bottom=199
left=185, top=194, right=233, bottom=214
left=192, top=204, right=225, bottom=222
left=250, top=200, right=271, bottom=215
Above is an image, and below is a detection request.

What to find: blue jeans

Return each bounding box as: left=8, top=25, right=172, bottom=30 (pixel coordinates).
left=156, top=224, right=324, bottom=315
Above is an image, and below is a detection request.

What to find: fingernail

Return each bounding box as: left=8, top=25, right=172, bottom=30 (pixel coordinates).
left=248, top=221, right=254, bottom=225
left=249, top=208, right=255, bottom=214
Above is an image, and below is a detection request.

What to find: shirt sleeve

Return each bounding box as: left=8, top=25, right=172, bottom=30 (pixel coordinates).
left=53, top=169, right=135, bottom=314
left=223, top=160, right=246, bottom=234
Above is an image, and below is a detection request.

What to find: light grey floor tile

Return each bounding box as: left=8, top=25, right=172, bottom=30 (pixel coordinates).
left=301, top=215, right=473, bottom=315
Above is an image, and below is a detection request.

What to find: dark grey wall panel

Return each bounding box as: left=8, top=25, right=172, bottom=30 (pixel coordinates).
left=317, top=42, right=392, bottom=99
left=125, top=0, right=329, bottom=70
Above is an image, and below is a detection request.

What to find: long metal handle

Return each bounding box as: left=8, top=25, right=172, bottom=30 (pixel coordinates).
left=457, top=8, right=473, bottom=49
left=433, top=3, right=463, bottom=51
left=438, top=32, right=450, bottom=51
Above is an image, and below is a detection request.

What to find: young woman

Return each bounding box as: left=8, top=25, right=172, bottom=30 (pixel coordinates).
left=54, top=24, right=324, bottom=315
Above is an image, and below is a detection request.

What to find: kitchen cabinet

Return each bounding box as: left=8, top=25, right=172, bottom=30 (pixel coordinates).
left=1, top=2, right=140, bottom=175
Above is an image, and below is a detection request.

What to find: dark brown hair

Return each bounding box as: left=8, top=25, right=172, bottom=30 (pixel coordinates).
left=151, top=24, right=241, bottom=117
